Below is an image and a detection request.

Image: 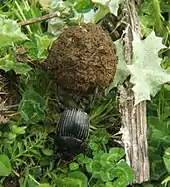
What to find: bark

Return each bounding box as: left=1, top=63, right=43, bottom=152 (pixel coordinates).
left=117, top=0, right=150, bottom=183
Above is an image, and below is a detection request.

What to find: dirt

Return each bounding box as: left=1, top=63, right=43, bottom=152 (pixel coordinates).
left=0, top=70, right=20, bottom=123
left=45, top=23, right=118, bottom=96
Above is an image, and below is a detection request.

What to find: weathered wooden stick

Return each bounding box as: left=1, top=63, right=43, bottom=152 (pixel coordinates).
left=117, top=0, right=150, bottom=183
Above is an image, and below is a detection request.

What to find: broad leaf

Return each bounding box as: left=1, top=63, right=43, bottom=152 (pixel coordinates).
left=0, top=154, right=11, bottom=176
left=127, top=31, right=167, bottom=105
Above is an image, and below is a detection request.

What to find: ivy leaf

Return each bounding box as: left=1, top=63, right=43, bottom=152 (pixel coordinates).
left=100, top=148, right=125, bottom=167
left=0, top=15, right=28, bottom=47
left=92, top=0, right=122, bottom=16
left=0, top=55, right=32, bottom=75
left=0, top=154, right=11, bottom=176
left=19, top=90, right=45, bottom=123
left=127, top=31, right=167, bottom=105
left=68, top=171, right=88, bottom=187
left=111, top=160, right=135, bottom=185
left=74, top=0, right=94, bottom=13
left=34, top=34, right=53, bottom=59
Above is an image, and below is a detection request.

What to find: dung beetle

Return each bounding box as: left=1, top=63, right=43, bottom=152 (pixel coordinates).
left=54, top=108, right=89, bottom=161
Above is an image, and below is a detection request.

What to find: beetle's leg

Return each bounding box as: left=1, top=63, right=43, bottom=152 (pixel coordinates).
left=55, top=84, right=65, bottom=113
left=85, top=87, right=99, bottom=113
left=53, top=144, right=63, bottom=165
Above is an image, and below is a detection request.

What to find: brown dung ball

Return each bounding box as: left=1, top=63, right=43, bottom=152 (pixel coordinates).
left=45, top=23, right=117, bottom=95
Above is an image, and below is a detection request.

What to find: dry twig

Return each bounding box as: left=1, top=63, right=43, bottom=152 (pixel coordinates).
left=18, top=11, right=60, bottom=26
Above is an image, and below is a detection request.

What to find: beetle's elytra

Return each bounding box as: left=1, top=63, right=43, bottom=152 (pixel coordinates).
left=54, top=108, right=89, bottom=161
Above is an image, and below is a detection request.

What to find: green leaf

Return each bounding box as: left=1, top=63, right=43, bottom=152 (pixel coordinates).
left=160, top=0, right=170, bottom=12
left=89, top=142, right=99, bottom=151
left=19, top=90, right=45, bottom=123
left=69, top=162, right=79, bottom=171
left=100, top=148, right=125, bottom=167
left=148, top=116, right=170, bottom=143
left=0, top=154, right=11, bottom=176
left=0, top=15, right=28, bottom=47
left=100, top=167, right=113, bottom=182
left=55, top=177, right=82, bottom=187
left=0, top=55, right=32, bottom=75
left=106, top=40, right=130, bottom=93
left=34, top=34, right=53, bottom=59
left=163, top=148, right=170, bottom=173
left=92, top=4, right=109, bottom=23
left=162, top=176, right=170, bottom=185
left=106, top=182, right=114, bottom=187
left=109, top=148, right=125, bottom=161
left=92, top=180, right=105, bottom=187
left=85, top=158, right=93, bottom=173
left=91, top=160, right=101, bottom=177
left=138, top=1, right=156, bottom=36
left=11, top=124, right=27, bottom=135
left=74, top=0, right=94, bottom=13
left=111, top=160, right=135, bottom=184
left=92, top=0, right=122, bottom=16
left=68, top=171, right=88, bottom=187
left=27, top=174, right=38, bottom=187
left=39, top=184, right=51, bottom=187
left=24, top=34, right=53, bottom=59
left=42, top=148, right=53, bottom=156
left=13, top=62, right=32, bottom=75
left=127, top=31, right=167, bottom=105
left=107, top=0, right=123, bottom=16
left=76, top=154, right=92, bottom=166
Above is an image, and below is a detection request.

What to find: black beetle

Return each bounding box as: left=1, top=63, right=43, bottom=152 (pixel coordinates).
left=54, top=108, right=89, bottom=161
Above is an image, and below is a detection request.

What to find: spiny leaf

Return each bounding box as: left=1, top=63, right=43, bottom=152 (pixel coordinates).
left=105, top=40, right=130, bottom=94
left=127, top=31, right=167, bottom=105
left=0, top=55, right=32, bottom=75
left=92, top=0, right=122, bottom=16
left=0, top=15, right=28, bottom=47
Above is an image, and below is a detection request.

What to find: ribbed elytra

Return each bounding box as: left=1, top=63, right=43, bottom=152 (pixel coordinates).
left=56, top=108, right=89, bottom=140
left=54, top=108, right=89, bottom=161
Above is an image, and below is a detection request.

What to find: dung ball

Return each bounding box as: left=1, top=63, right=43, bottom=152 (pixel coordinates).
left=45, top=23, right=117, bottom=95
